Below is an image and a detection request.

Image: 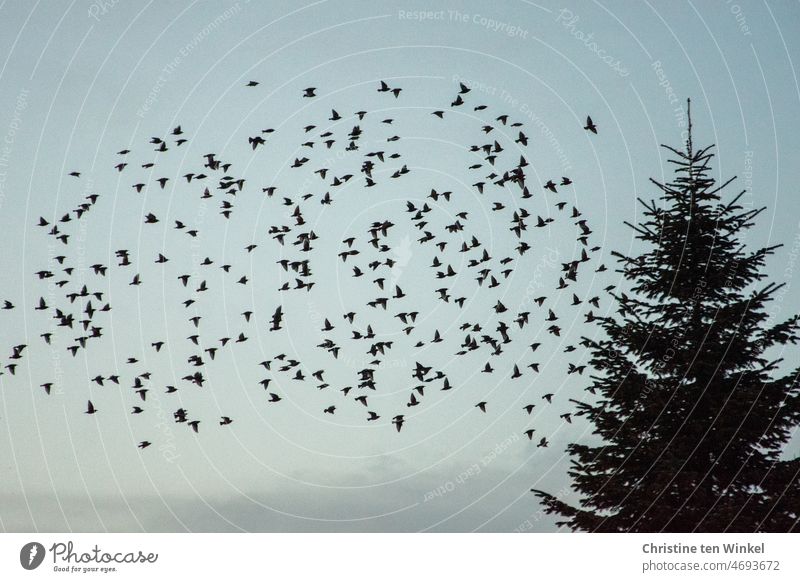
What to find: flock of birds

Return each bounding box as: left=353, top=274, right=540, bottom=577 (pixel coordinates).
left=1, top=80, right=609, bottom=452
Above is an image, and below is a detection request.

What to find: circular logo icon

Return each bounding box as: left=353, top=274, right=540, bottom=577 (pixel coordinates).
left=20, top=542, right=46, bottom=570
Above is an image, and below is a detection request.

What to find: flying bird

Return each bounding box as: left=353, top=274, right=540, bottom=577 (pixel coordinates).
left=4, top=78, right=607, bottom=459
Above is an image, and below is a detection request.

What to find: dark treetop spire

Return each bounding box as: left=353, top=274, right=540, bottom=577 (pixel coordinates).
left=532, top=102, right=800, bottom=532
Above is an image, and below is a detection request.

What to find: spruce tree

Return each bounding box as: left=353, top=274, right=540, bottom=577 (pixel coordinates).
left=533, top=101, right=800, bottom=532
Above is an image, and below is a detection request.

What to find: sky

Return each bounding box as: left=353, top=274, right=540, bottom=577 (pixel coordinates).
left=0, top=0, right=799, bottom=533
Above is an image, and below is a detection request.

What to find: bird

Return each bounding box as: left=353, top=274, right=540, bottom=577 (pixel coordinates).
left=6, top=77, right=609, bottom=455
left=270, top=305, right=283, bottom=331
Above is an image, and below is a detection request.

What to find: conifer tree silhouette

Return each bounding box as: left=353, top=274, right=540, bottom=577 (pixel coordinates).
left=533, top=101, right=800, bottom=532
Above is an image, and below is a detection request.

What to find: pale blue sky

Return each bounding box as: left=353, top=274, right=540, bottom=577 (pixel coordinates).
left=0, top=0, right=799, bottom=532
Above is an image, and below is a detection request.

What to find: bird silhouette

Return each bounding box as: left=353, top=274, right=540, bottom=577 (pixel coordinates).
left=2, top=78, right=607, bottom=459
